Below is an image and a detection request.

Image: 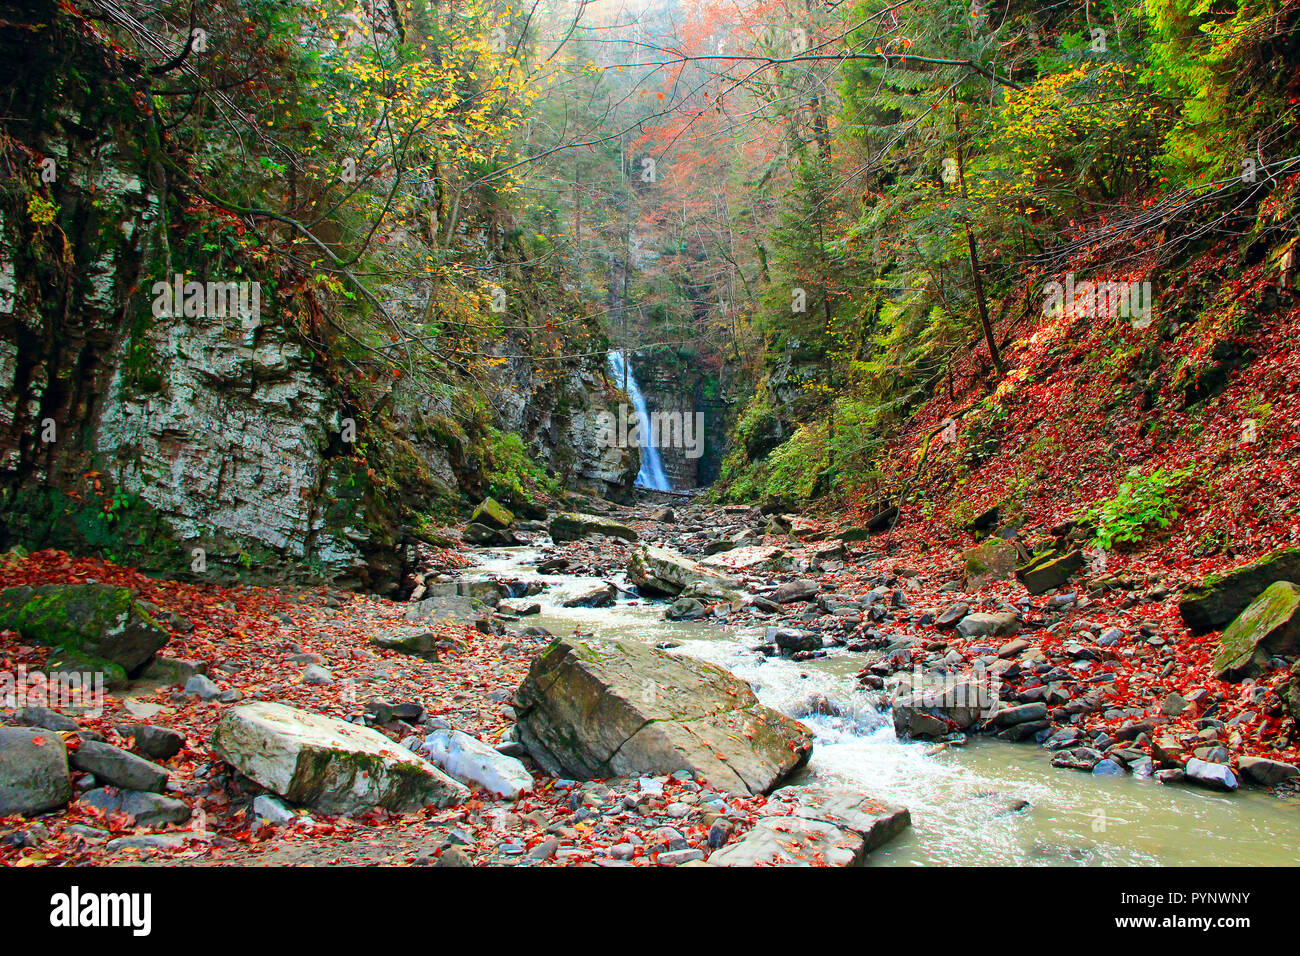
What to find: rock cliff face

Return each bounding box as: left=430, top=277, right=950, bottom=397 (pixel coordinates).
left=93, top=311, right=373, bottom=582
left=624, top=347, right=733, bottom=490
left=0, top=8, right=634, bottom=589
left=482, top=354, right=638, bottom=503
left=0, top=14, right=392, bottom=587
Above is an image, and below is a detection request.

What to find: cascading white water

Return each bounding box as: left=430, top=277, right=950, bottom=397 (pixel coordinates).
left=608, top=349, right=672, bottom=492
left=471, top=546, right=1300, bottom=867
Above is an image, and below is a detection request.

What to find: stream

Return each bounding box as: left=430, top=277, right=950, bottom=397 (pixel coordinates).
left=476, top=546, right=1300, bottom=866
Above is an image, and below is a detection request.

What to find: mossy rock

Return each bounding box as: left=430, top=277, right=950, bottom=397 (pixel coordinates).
left=469, top=497, right=515, bottom=530
left=1213, top=581, right=1300, bottom=681
left=44, top=647, right=129, bottom=691
left=1016, top=550, right=1084, bottom=595
left=626, top=545, right=738, bottom=596
left=213, top=702, right=469, bottom=813
left=497, top=492, right=548, bottom=521
left=549, top=512, right=637, bottom=543
left=463, top=522, right=518, bottom=546
left=0, top=584, right=168, bottom=675
left=0, top=727, right=74, bottom=816
left=960, top=539, right=1019, bottom=589
left=1180, top=548, right=1300, bottom=633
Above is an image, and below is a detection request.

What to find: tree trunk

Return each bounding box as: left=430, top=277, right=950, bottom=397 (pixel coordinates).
left=954, top=116, right=1005, bottom=376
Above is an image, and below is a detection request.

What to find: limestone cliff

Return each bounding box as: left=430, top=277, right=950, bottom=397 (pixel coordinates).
left=623, top=347, right=734, bottom=490
left=0, top=4, right=634, bottom=590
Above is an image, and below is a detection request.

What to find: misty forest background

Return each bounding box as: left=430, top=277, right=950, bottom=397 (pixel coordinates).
left=1, top=0, right=1298, bottom=585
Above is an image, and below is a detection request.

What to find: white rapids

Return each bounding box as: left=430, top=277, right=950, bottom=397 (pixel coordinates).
left=473, top=546, right=1300, bottom=866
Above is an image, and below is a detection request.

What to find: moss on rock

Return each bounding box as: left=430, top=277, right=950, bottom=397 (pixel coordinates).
left=1213, top=581, right=1300, bottom=681
left=0, top=583, right=168, bottom=674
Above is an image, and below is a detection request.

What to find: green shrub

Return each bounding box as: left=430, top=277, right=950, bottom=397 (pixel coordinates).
left=481, top=425, right=557, bottom=502
left=1088, top=465, right=1196, bottom=550
left=733, top=389, right=781, bottom=461
left=717, top=421, right=827, bottom=503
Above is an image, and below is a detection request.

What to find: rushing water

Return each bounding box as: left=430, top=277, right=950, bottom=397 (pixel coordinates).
left=607, top=349, right=672, bottom=492
left=477, top=548, right=1300, bottom=866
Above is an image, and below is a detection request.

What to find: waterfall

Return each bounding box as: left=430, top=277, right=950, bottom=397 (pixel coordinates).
left=607, top=349, right=672, bottom=492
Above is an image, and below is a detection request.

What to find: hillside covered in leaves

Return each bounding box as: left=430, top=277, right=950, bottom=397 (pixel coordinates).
left=676, top=0, right=1300, bottom=572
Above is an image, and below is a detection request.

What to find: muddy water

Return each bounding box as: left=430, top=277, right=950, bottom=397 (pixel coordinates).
left=476, top=548, right=1300, bottom=866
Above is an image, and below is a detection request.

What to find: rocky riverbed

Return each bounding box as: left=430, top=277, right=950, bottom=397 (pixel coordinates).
left=477, top=497, right=1300, bottom=792
left=3, top=493, right=1300, bottom=866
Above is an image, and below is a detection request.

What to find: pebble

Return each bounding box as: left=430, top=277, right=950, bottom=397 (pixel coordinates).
left=527, top=837, right=561, bottom=861
left=303, top=664, right=334, bottom=685
left=184, top=674, right=220, bottom=699
left=651, top=826, right=687, bottom=851
left=708, top=819, right=735, bottom=849
left=657, top=848, right=705, bottom=866
left=253, top=794, right=295, bottom=825
left=436, top=847, right=471, bottom=867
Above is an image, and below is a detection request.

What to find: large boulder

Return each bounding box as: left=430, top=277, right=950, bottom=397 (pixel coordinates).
left=665, top=597, right=709, bottom=621
left=514, top=637, right=813, bottom=794
left=402, top=595, right=484, bottom=625
left=626, top=545, right=740, bottom=597
left=1180, top=548, right=1300, bottom=632
left=0, top=584, right=169, bottom=674
left=70, top=741, right=168, bottom=793
left=1185, top=758, right=1238, bottom=792
left=44, top=648, right=128, bottom=690
left=421, top=579, right=505, bottom=603
left=212, top=702, right=470, bottom=813
left=934, top=603, right=970, bottom=630
left=416, top=729, right=533, bottom=799
left=768, top=579, right=820, bottom=604
left=702, top=545, right=789, bottom=573
left=13, top=706, right=79, bottom=733
left=141, top=656, right=207, bottom=687
left=703, top=538, right=736, bottom=556
left=80, top=788, right=191, bottom=827
left=788, top=517, right=826, bottom=540
left=770, top=627, right=821, bottom=652
left=0, top=726, right=74, bottom=815
left=891, top=677, right=999, bottom=739
left=1016, top=550, right=1084, bottom=595
left=709, top=816, right=865, bottom=866
left=765, top=785, right=911, bottom=852
left=371, top=625, right=467, bottom=661
left=1212, top=581, right=1300, bottom=681
left=680, top=579, right=745, bottom=603
left=469, top=497, right=515, bottom=530
left=118, top=724, right=185, bottom=761
left=955, top=611, right=1021, bottom=640
left=463, top=523, right=517, bottom=546
left=961, top=540, right=1020, bottom=589
left=1238, top=756, right=1300, bottom=786
left=549, top=512, right=637, bottom=543
left=562, top=584, right=617, bottom=608
left=709, top=786, right=910, bottom=866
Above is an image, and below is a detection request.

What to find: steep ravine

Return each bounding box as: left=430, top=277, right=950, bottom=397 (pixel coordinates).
left=0, top=8, right=637, bottom=591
